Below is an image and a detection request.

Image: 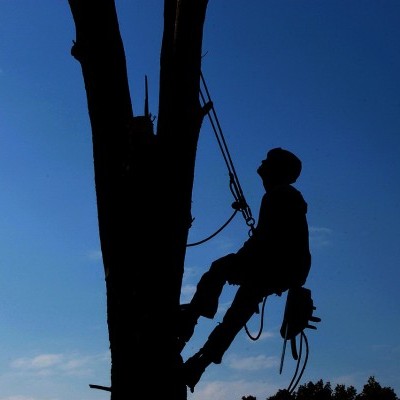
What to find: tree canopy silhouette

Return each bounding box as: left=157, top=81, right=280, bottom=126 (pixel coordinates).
left=261, top=376, right=398, bottom=400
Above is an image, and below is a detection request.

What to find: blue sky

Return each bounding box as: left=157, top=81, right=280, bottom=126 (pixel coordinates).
left=1, top=1, right=400, bottom=400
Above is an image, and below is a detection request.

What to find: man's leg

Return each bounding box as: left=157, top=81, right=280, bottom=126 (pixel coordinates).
left=190, top=253, right=238, bottom=318
left=183, top=285, right=266, bottom=392
left=177, top=254, right=236, bottom=349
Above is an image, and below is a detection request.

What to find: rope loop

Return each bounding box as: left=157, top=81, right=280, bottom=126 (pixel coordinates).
left=187, top=71, right=255, bottom=247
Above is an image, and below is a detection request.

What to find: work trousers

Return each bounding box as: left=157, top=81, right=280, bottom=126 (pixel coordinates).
left=190, top=254, right=282, bottom=364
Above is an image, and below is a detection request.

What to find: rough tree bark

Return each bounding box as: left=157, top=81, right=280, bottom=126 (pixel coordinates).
left=68, top=1, right=209, bottom=399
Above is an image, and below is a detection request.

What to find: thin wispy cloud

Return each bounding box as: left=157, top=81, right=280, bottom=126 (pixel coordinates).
left=245, top=330, right=275, bottom=341
left=227, top=354, right=279, bottom=371
left=10, top=352, right=110, bottom=378
left=309, top=226, right=333, bottom=248
left=182, top=266, right=200, bottom=281
left=191, top=379, right=281, bottom=400
left=331, top=373, right=360, bottom=389
left=86, top=250, right=103, bottom=261
left=0, top=352, right=110, bottom=400
left=180, top=284, right=196, bottom=303
left=370, top=343, right=400, bottom=360
left=11, top=354, right=63, bottom=370
left=215, top=236, right=237, bottom=252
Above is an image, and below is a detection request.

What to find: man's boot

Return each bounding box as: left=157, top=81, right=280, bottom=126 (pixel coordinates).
left=182, top=350, right=212, bottom=393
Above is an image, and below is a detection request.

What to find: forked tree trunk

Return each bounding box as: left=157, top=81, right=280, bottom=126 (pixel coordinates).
left=68, top=0, right=209, bottom=399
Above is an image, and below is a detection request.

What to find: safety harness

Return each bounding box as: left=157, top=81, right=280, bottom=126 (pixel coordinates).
left=279, top=287, right=321, bottom=393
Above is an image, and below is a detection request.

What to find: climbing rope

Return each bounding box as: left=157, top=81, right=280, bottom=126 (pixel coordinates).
left=244, top=296, right=268, bottom=341
left=192, top=72, right=268, bottom=345
left=200, top=71, right=255, bottom=232
left=286, top=332, right=309, bottom=394
left=187, top=72, right=255, bottom=247
left=187, top=210, right=238, bottom=247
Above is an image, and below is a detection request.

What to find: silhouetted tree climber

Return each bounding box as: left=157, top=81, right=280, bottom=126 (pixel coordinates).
left=177, top=147, right=312, bottom=392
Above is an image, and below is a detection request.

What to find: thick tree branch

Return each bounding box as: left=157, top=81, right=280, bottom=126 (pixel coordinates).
left=68, top=0, right=137, bottom=269
left=157, top=0, right=209, bottom=226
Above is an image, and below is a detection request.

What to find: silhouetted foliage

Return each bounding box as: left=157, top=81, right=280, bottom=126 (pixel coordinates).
left=296, top=379, right=332, bottom=400
left=332, top=384, right=357, bottom=400
left=266, top=389, right=294, bottom=400
left=356, top=376, right=398, bottom=400
left=264, top=377, right=398, bottom=400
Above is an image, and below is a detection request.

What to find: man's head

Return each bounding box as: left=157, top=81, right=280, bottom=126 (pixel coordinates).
left=257, top=147, right=302, bottom=188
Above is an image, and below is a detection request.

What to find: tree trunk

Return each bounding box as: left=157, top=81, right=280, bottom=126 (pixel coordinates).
left=67, top=1, right=209, bottom=399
